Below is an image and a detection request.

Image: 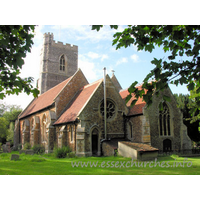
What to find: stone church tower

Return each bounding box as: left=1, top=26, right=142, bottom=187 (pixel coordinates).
left=38, top=33, right=78, bottom=94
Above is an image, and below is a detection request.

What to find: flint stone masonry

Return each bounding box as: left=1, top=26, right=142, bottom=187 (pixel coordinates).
left=38, top=33, right=78, bottom=94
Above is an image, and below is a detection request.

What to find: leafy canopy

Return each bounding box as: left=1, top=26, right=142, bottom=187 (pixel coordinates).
left=0, top=25, right=39, bottom=99
left=92, top=25, right=200, bottom=122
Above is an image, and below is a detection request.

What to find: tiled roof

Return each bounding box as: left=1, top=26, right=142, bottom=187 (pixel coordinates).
left=120, top=141, right=158, bottom=152
left=19, top=77, right=71, bottom=119
left=119, top=85, right=147, bottom=116
left=54, top=79, right=102, bottom=125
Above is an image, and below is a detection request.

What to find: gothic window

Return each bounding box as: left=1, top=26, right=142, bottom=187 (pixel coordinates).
left=100, top=99, right=116, bottom=120
left=159, top=102, right=171, bottom=136
left=60, top=55, right=65, bottom=71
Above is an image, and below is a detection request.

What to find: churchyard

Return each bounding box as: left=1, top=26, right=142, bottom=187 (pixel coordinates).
left=0, top=151, right=200, bottom=175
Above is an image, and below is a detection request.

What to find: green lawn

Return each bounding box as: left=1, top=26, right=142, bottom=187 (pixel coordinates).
left=0, top=152, right=199, bottom=175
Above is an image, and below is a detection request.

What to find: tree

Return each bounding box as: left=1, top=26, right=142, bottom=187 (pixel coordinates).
left=173, top=93, right=200, bottom=142
left=0, top=25, right=39, bottom=99
left=3, top=104, right=22, bottom=146
left=92, top=25, right=200, bottom=122
left=0, top=117, right=9, bottom=144
left=189, top=80, right=200, bottom=130
left=0, top=102, right=22, bottom=145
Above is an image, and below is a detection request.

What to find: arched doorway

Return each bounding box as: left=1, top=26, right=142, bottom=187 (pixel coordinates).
left=92, top=128, right=99, bottom=156
left=163, top=139, right=172, bottom=152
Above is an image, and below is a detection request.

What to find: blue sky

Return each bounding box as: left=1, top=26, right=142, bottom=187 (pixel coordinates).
left=2, top=25, right=189, bottom=109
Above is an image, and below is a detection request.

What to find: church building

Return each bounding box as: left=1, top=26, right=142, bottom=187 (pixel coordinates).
left=14, top=33, right=191, bottom=156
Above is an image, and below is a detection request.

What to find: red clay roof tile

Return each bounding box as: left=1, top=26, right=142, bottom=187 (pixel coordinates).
left=19, top=77, right=71, bottom=119
left=119, top=85, right=147, bottom=116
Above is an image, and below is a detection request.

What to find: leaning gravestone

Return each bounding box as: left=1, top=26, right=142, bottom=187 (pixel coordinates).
left=11, top=154, right=20, bottom=161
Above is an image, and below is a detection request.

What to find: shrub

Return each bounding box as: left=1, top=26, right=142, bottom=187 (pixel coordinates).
left=67, top=152, right=76, bottom=158
left=54, top=146, right=71, bottom=158
left=32, top=145, right=45, bottom=154
left=23, top=142, right=31, bottom=150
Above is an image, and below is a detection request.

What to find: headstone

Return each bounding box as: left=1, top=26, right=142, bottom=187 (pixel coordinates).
left=6, top=142, right=11, bottom=153
left=19, top=150, right=26, bottom=154
left=2, top=144, right=7, bottom=153
left=25, top=150, right=34, bottom=155
left=11, top=154, right=20, bottom=161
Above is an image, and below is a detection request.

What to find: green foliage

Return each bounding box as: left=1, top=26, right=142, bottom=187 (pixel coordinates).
left=0, top=117, right=9, bottom=144
left=0, top=103, right=22, bottom=145
left=54, top=146, right=72, bottom=158
left=32, top=144, right=45, bottom=154
left=189, top=80, right=200, bottom=130
left=23, top=142, right=31, bottom=150
left=173, top=93, right=200, bottom=142
left=67, top=152, right=76, bottom=158
left=0, top=25, right=39, bottom=99
left=92, top=25, right=200, bottom=127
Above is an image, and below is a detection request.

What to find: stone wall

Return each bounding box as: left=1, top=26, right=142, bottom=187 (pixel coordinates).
left=56, top=124, right=76, bottom=152
left=38, top=33, right=78, bottom=94
left=102, top=142, right=115, bottom=156
left=77, top=75, right=128, bottom=155
left=54, top=69, right=88, bottom=118
left=145, top=87, right=191, bottom=151
left=19, top=108, right=56, bottom=152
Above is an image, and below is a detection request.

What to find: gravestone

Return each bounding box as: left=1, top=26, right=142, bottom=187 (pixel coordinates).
left=25, top=150, right=34, bottom=155
left=2, top=142, right=11, bottom=153
left=11, top=154, right=20, bottom=161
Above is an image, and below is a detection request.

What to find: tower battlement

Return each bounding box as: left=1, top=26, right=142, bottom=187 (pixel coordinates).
left=38, top=32, right=78, bottom=94
left=43, top=33, right=78, bottom=50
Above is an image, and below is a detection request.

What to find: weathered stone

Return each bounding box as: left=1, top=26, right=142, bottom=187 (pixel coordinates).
left=19, top=150, right=26, bottom=154
left=25, top=150, right=34, bottom=155
left=11, top=154, right=20, bottom=161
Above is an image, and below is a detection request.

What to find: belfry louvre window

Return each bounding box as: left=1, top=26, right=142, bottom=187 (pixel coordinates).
left=159, top=102, right=171, bottom=136
left=60, top=55, right=65, bottom=71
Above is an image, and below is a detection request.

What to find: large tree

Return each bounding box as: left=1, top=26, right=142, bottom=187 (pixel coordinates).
left=0, top=25, right=39, bottom=99
left=173, top=93, right=200, bottom=141
left=92, top=25, right=200, bottom=123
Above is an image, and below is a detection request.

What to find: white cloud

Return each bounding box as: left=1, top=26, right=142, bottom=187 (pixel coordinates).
left=131, top=54, right=139, bottom=62
left=116, top=57, right=128, bottom=65
left=101, top=54, right=108, bottom=61
left=52, top=25, right=117, bottom=43
left=86, top=52, right=108, bottom=62
left=87, top=52, right=100, bottom=59
left=78, top=55, right=101, bottom=82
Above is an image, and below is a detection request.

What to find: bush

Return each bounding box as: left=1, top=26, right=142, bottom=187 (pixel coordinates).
left=32, top=145, right=45, bottom=154
left=67, top=152, right=76, bottom=158
left=54, top=146, right=71, bottom=158
left=23, top=142, right=31, bottom=150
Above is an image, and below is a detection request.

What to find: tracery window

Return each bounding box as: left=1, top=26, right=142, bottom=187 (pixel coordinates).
left=100, top=99, right=116, bottom=120
left=159, top=102, right=171, bottom=136
left=60, top=55, right=65, bottom=71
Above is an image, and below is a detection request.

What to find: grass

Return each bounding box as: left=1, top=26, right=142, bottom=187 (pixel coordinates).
left=0, top=152, right=200, bottom=175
